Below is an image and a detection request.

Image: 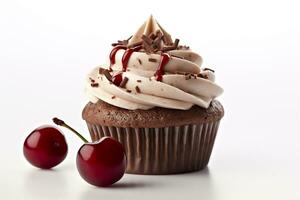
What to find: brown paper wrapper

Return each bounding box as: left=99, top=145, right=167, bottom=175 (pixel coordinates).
left=86, top=121, right=221, bottom=174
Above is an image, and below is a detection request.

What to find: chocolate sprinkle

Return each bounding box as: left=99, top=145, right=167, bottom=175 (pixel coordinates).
left=135, top=86, right=141, bottom=93
left=137, top=80, right=142, bottom=83
left=137, top=58, right=142, bottom=65
left=126, top=89, right=132, bottom=93
left=91, top=83, right=99, bottom=87
left=89, top=77, right=95, bottom=83
left=119, top=77, right=129, bottom=88
left=111, top=95, right=116, bottom=99
left=203, top=68, right=215, bottom=73
left=148, top=58, right=157, bottom=62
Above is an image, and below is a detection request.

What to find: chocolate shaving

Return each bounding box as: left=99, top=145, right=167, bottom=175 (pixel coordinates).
left=135, top=86, right=141, bottom=93
left=162, top=38, right=180, bottom=52
left=149, top=32, right=157, bottom=40
left=203, top=68, right=215, bottom=73
left=156, top=30, right=163, bottom=38
left=152, top=40, right=161, bottom=52
left=99, top=67, right=106, bottom=74
left=126, top=89, right=132, bottom=93
left=162, top=46, right=176, bottom=52
left=197, top=73, right=208, bottom=79
left=148, top=58, right=157, bottom=62
left=142, top=35, right=153, bottom=45
left=143, top=42, right=154, bottom=54
left=111, top=95, right=116, bottom=99
left=91, top=83, right=99, bottom=87
left=173, top=39, right=180, bottom=48
left=137, top=80, right=142, bottom=83
left=112, top=35, right=132, bottom=47
left=103, top=69, right=112, bottom=81
left=119, top=77, right=128, bottom=88
left=112, top=31, right=186, bottom=55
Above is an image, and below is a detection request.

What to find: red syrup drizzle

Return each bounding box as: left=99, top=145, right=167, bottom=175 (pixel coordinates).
left=155, top=53, right=170, bottom=81
left=121, top=46, right=142, bottom=72
left=109, top=45, right=170, bottom=83
left=111, top=72, right=123, bottom=86
left=109, top=45, right=127, bottom=68
left=108, top=45, right=143, bottom=86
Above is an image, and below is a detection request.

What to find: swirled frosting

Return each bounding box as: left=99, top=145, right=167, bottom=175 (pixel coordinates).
left=85, top=16, right=223, bottom=110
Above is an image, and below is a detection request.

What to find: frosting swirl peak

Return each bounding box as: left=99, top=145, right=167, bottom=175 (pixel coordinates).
left=85, top=16, right=223, bottom=110
left=128, top=15, right=173, bottom=46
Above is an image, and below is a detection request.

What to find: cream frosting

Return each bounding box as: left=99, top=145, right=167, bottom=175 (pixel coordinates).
left=85, top=16, right=223, bottom=110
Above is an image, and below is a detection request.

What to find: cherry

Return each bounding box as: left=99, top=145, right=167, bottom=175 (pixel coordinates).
left=111, top=72, right=123, bottom=86
left=53, top=118, right=126, bottom=187
left=23, top=125, right=68, bottom=169
left=76, top=137, right=126, bottom=187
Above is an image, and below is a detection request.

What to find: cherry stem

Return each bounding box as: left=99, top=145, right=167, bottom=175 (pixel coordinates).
left=52, top=117, right=89, bottom=143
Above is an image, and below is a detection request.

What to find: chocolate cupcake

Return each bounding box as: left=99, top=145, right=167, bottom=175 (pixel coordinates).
left=83, top=16, right=224, bottom=174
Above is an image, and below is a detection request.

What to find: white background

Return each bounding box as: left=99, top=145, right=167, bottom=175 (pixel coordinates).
left=1, top=0, right=300, bottom=199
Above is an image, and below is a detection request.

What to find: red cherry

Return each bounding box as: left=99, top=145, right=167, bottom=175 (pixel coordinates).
left=53, top=118, right=126, bottom=187
left=23, top=126, right=68, bottom=169
left=77, top=137, right=126, bottom=187
left=111, top=72, right=123, bottom=86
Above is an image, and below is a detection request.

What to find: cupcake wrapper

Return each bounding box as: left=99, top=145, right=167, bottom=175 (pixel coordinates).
left=86, top=121, right=220, bottom=175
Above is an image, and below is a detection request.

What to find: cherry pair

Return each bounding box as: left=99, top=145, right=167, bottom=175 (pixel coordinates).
left=23, top=118, right=126, bottom=187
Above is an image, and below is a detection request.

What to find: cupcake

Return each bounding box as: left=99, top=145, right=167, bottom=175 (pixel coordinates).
left=82, top=16, right=224, bottom=174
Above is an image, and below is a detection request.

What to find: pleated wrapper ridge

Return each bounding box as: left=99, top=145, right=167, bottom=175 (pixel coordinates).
left=86, top=120, right=221, bottom=174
